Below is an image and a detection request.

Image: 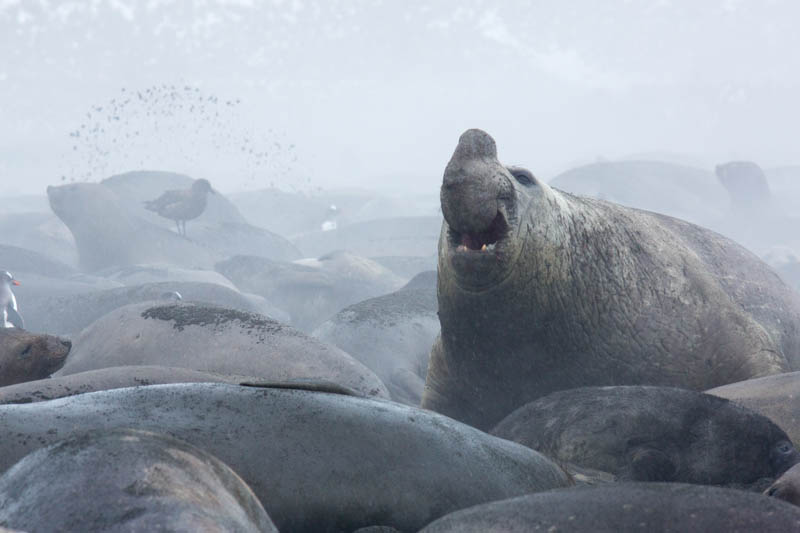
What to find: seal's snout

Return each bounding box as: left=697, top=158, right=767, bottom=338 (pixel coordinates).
left=441, top=129, right=513, bottom=236
left=453, top=129, right=498, bottom=159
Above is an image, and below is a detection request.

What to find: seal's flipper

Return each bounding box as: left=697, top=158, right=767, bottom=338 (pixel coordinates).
left=5, top=306, right=23, bottom=330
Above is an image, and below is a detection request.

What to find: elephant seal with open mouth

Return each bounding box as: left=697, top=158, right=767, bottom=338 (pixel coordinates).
left=423, top=129, right=800, bottom=431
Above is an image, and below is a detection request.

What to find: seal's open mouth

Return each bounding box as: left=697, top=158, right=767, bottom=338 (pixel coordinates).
left=448, top=211, right=509, bottom=253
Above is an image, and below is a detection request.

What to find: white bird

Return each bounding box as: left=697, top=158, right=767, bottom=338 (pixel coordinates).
left=1, top=271, right=24, bottom=329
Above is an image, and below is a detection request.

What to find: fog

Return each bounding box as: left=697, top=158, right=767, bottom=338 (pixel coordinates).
left=7, top=4, right=800, bottom=528
left=3, top=0, right=800, bottom=196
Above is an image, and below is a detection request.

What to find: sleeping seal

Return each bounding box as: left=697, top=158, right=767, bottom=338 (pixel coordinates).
left=0, top=428, right=277, bottom=532
left=0, top=382, right=571, bottom=532
left=491, top=386, right=799, bottom=489
left=424, top=128, right=800, bottom=430
left=419, top=483, right=800, bottom=533
left=57, top=301, right=389, bottom=398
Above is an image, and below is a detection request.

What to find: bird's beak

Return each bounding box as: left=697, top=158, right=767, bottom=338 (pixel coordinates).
left=12, top=280, right=20, bottom=286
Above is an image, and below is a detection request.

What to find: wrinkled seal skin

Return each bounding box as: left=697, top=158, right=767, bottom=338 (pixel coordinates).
left=0, top=328, right=70, bottom=386
left=766, top=462, right=800, bottom=506
left=419, top=483, right=800, bottom=533
left=424, top=128, right=800, bottom=430
left=491, top=386, right=799, bottom=489
left=0, top=383, right=571, bottom=533
left=0, top=429, right=277, bottom=532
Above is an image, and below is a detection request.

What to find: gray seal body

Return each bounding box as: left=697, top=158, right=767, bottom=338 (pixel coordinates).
left=419, top=483, right=800, bottom=533
left=0, top=428, right=277, bottom=532
left=491, top=386, right=799, bottom=489
left=0, top=383, right=570, bottom=533
left=57, top=301, right=390, bottom=399
left=424, top=128, right=800, bottom=430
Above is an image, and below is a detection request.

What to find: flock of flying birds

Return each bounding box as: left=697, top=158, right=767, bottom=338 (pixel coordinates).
left=59, top=84, right=301, bottom=189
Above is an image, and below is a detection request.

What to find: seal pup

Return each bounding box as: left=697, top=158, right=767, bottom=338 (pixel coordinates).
left=0, top=428, right=277, bottom=532
left=0, top=328, right=70, bottom=386
left=491, top=386, right=799, bottom=489
left=424, top=128, right=800, bottom=431
left=144, top=178, right=215, bottom=236
left=0, top=272, right=22, bottom=329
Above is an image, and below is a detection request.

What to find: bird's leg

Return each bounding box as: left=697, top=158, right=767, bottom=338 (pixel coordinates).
left=175, top=220, right=181, bottom=235
left=182, top=220, right=187, bottom=237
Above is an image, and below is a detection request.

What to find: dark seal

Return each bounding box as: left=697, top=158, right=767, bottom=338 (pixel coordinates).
left=491, top=386, right=799, bottom=489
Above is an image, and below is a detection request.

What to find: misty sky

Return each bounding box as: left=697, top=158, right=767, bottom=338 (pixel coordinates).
left=2, top=0, right=799, bottom=195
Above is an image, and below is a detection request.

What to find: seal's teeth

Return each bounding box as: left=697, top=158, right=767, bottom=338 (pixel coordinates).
left=487, top=243, right=496, bottom=252
left=457, top=244, right=467, bottom=252
left=481, top=244, right=487, bottom=251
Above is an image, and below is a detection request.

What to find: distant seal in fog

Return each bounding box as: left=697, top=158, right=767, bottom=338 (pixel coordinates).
left=419, top=483, right=800, bottom=533
left=217, top=251, right=404, bottom=332
left=491, top=386, right=799, bottom=489
left=0, top=383, right=571, bottom=533
left=0, top=429, right=277, bottom=532
left=47, top=182, right=217, bottom=271
left=424, top=128, right=800, bottom=430
left=21, top=280, right=279, bottom=336
left=313, top=270, right=438, bottom=405
left=0, top=328, right=70, bottom=386
left=57, top=301, right=389, bottom=398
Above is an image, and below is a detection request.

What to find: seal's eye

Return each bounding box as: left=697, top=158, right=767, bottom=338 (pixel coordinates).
left=509, top=167, right=535, bottom=186
left=776, top=441, right=795, bottom=454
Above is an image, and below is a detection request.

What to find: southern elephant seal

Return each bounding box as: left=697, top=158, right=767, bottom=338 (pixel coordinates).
left=0, top=328, right=70, bottom=386
left=491, top=386, right=799, bottom=489
left=21, top=280, right=281, bottom=336
left=47, top=182, right=217, bottom=271
left=424, top=128, right=800, bottom=430
left=57, top=302, right=389, bottom=398
left=707, top=371, right=800, bottom=445
left=0, top=365, right=256, bottom=404
left=766, top=462, right=800, bottom=507
left=0, top=383, right=571, bottom=532
left=216, top=251, right=404, bottom=332
left=0, top=428, right=277, bottom=532
left=418, top=483, right=800, bottom=533
left=103, top=170, right=302, bottom=261
left=313, top=273, right=438, bottom=405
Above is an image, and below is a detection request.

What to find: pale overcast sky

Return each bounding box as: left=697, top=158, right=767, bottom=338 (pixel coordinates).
left=2, top=0, right=799, bottom=194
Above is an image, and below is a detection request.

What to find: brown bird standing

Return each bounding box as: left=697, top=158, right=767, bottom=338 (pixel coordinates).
left=144, top=178, right=215, bottom=237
